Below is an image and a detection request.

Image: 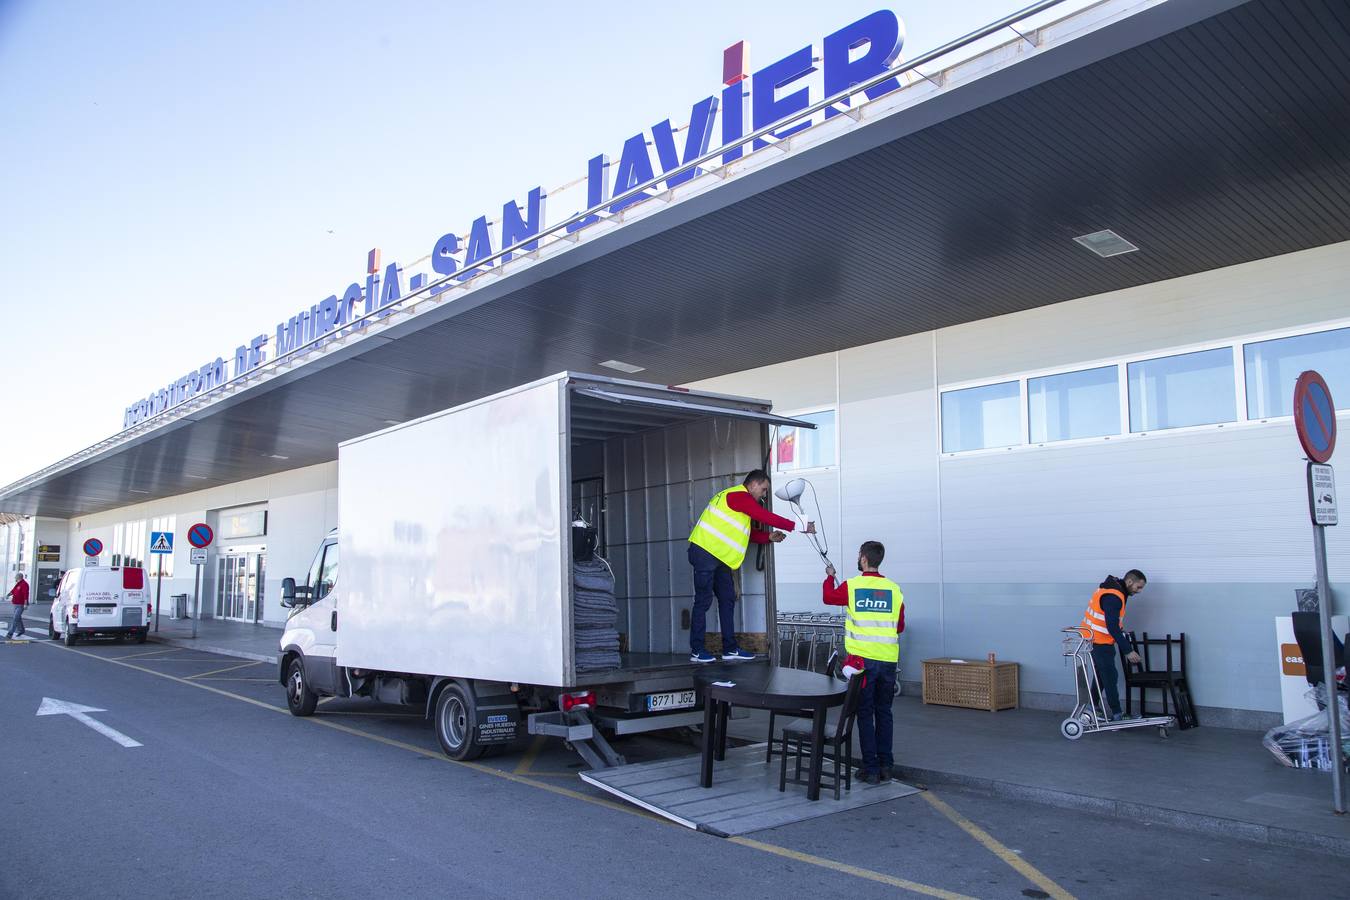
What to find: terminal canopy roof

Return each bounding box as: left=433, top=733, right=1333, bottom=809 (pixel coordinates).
left=5, top=0, right=1350, bottom=518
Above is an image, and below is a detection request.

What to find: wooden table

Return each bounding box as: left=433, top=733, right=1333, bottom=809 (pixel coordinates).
left=697, top=667, right=846, bottom=801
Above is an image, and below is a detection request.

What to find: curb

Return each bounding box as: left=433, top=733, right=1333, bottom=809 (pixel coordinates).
left=147, top=633, right=277, bottom=664
left=893, top=764, right=1350, bottom=859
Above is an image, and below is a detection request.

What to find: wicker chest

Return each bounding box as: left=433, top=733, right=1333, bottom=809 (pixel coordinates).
left=922, top=658, right=1019, bottom=712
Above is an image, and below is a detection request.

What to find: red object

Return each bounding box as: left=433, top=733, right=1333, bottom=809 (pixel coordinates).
left=560, top=691, right=595, bottom=712
left=822, top=572, right=905, bottom=633
left=123, top=567, right=145, bottom=590
left=1293, top=370, right=1337, bottom=463
left=777, top=431, right=796, bottom=464
left=723, top=41, right=749, bottom=86
left=71, top=604, right=79, bottom=618
left=367, top=247, right=382, bottom=275
left=7, top=579, right=28, bottom=605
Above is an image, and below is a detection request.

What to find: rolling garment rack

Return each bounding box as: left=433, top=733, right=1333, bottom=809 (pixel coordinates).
left=1060, top=628, right=1173, bottom=740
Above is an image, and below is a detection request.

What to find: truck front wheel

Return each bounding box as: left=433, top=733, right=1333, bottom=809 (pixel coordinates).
left=435, top=684, right=484, bottom=761
left=286, top=658, right=319, bottom=717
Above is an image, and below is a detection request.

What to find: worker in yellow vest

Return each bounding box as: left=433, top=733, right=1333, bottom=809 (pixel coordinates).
left=688, top=469, right=813, bottom=663
left=824, top=541, right=903, bottom=783
left=1079, top=569, right=1147, bottom=721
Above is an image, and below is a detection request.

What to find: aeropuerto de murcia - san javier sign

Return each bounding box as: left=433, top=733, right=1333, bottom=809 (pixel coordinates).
left=122, top=10, right=907, bottom=430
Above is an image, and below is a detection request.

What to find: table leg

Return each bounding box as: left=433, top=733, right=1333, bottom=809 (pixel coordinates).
left=807, top=706, right=826, bottom=801
left=715, top=700, right=729, bottom=762
left=700, top=695, right=715, bottom=788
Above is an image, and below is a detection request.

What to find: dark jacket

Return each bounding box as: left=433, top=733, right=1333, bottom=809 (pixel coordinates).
left=1097, top=575, right=1133, bottom=651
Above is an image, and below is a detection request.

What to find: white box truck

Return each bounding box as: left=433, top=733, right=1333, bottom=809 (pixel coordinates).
left=278, top=372, right=811, bottom=765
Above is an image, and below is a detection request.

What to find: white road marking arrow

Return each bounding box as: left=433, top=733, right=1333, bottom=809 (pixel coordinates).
left=36, top=697, right=143, bottom=748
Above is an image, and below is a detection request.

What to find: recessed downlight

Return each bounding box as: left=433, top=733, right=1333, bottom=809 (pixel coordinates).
left=129, top=489, right=150, bottom=494
left=266, top=453, right=290, bottom=460
left=1073, top=229, right=1138, bottom=257
left=599, top=359, right=645, bottom=374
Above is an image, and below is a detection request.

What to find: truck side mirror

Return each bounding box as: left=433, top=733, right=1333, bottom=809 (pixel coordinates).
left=281, top=577, right=298, bottom=607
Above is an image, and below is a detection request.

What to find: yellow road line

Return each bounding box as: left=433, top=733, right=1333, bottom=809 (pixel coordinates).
left=513, top=735, right=548, bottom=775
left=188, top=661, right=263, bottom=679
left=36, top=640, right=959, bottom=898
left=116, top=647, right=188, bottom=659
left=316, top=709, right=422, bottom=718
left=730, top=836, right=977, bottom=899
left=921, top=792, right=1075, bottom=900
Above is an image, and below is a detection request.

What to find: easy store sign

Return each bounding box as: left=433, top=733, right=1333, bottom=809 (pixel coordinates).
left=122, top=10, right=908, bottom=431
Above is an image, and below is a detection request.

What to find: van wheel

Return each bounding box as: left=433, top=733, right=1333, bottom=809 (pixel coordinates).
left=286, top=658, right=319, bottom=717
left=136, top=628, right=148, bottom=644
left=63, top=624, right=78, bottom=647
left=49, top=616, right=59, bottom=640
left=435, top=684, right=484, bottom=761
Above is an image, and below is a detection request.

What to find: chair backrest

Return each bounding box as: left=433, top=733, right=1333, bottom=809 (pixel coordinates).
left=834, top=671, right=865, bottom=741
left=824, top=650, right=840, bottom=678
left=1292, top=611, right=1346, bottom=686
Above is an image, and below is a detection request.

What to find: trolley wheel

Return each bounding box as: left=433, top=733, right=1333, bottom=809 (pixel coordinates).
left=1158, top=726, right=1169, bottom=740
left=1060, top=718, right=1084, bottom=741
left=1079, top=711, right=1094, bottom=724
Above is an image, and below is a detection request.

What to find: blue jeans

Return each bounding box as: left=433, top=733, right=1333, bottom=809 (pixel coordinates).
left=1091, top=643, right=1122, bottom=716
left=5, top=604, right=26, bottom=638
left=688, top=543, right=738, bottom=655
left=856, top=658, right=897, bottom=773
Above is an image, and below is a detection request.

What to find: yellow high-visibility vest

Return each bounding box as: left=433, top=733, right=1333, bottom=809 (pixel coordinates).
left=845, top=576, right=903, bottom=663
left=689, top=485, right=753, bottom=570
left=1079, top=588, right=1126, bottom=645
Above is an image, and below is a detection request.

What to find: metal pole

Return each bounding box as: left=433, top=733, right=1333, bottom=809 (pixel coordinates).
left=1312, top=523, right=1345, bottom=813
left=191, top=562, right=200, bottom=639
left=154, top=553, right=162, bottom=633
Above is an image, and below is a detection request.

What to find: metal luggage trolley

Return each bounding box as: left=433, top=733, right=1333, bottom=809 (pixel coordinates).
left=1060, top=627, right=1173, bottom=740
left=777, top=613, right=845, bottom=672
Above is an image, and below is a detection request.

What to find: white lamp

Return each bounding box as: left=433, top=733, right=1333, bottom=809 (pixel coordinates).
left=774, top=478, right=807, bottom=504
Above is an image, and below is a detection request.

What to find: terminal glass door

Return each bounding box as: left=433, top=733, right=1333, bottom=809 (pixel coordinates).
left=216, top=552, right=265, bottom=622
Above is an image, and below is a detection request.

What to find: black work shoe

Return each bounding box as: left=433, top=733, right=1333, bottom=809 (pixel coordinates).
left=854, top=768, right=881, bottom=785
left=878, top=766, right=893, bottom=782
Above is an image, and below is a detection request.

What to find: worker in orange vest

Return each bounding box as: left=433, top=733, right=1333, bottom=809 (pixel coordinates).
left=1079, top=569, right=1147, bottom=720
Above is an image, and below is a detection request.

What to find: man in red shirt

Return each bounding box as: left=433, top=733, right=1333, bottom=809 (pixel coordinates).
left=5, top=573, right=30, bottom=639
left=687, top=469, right=813, bottom=662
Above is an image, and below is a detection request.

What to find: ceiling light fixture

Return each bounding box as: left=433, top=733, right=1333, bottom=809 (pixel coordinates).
left=599, top=359, right=645, bottom=374
left=266, top=454, right=290, bottom=460
left=1073, top=229, right=1139, bottom=257
left=129, top=489, right=150, bottom=494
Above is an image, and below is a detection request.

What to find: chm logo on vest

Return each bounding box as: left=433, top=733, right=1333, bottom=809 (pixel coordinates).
left=854, top=589, right=894, bottom=613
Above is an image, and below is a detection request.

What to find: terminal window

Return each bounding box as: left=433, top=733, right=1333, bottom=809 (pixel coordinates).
left=1127, top=347, right=1236, bottom=432
left=1244, top=326, right=1350, bottom=419
left=941, top=381, right=1020, bottom=452
left=775, top=410, right=836, bottom=471
left=1028, top=366, right=1120, bottom=443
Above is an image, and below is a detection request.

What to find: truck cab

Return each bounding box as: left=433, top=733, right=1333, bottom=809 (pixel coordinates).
left=279, top=529, right=338, bottom=715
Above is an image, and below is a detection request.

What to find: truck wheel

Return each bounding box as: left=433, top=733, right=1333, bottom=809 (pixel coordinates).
left=435, top=684, right=484, bottom=761
left=63, top=624, right=78, bottom=647
left=286, top=658, right=319, bottom=717
left=136, top=628, right=148, bottom=644
left=49, top=616, right=59, bottom=640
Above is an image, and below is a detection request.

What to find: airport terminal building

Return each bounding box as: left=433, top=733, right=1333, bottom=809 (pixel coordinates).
left=3, top=0, right=1347, bottom=728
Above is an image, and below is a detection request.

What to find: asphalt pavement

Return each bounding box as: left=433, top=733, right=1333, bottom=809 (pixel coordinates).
left=2, top=633, right=1344, bottom=899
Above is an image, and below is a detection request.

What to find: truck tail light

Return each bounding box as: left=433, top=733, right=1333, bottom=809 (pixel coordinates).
left=560, top=691, right=595, bottom=712
left=147, top=603, right=153, bottom=617
left=71, top=604, right=79, bottom=618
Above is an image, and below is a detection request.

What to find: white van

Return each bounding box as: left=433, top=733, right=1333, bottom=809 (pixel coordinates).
left=50, top=567, right=151, bottom=645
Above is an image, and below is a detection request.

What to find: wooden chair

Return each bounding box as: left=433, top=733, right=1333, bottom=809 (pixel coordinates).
left=778, top=668, right=864, bottom=800
left=1120, top=632, right=1198, bottom=729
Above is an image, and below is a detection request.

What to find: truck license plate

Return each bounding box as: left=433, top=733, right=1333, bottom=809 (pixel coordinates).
left=646, top=690, right=696, bottom=712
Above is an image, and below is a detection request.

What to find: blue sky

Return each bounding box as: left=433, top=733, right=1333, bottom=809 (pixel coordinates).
left=0, top=0, right=1086, bottom=486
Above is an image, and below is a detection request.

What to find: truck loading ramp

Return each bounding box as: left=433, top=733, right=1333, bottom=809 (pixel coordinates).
left=580, top=744, right=921, bottom=836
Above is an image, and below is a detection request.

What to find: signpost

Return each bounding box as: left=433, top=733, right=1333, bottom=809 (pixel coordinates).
left=149, top=531, right=174, bottom=633
left=186, top=524, right=213, bottom=639
left=1293, top=370, right=1343, bottom=813
left=83, top=538, right=103, bottom=567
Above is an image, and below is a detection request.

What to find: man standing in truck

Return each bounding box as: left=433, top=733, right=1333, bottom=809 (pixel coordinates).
left=688, top=469, right=812, bottom=663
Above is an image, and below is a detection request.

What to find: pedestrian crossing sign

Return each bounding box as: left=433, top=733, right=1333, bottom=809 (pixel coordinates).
left=149, top=531, right=174, bottom=554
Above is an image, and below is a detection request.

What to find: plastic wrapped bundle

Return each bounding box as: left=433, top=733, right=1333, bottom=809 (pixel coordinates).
left=1262, top=684, right=1350, bottom=771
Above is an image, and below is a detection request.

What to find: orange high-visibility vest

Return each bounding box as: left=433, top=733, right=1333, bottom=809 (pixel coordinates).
left=1079, top=588, right=1126, bottom=645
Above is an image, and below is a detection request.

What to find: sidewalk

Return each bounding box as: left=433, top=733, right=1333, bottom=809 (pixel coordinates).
left=13, top=601, right=279, bottom=663
left=729, top=694, right=1350, bottom=856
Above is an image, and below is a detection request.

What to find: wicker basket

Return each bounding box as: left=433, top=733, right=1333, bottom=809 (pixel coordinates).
left=922, top=658, right=1019, bottom=712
